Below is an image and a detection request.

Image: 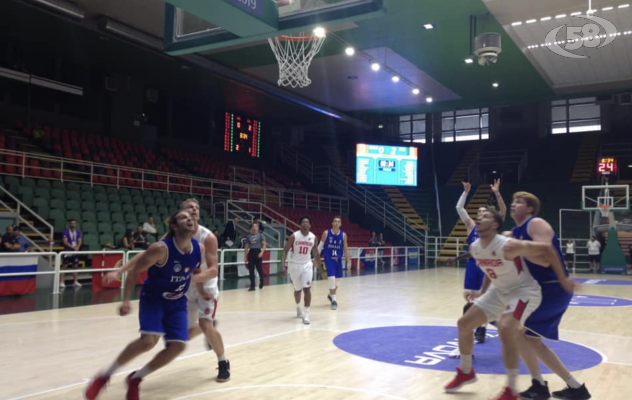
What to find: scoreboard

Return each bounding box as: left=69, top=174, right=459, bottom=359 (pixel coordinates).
left=224, top=112, right=261, bottom=158
left=355, top=143, right=418, bottom=186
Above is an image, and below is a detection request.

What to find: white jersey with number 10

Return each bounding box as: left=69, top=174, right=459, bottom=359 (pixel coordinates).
left=291, top=230, right=316, bottom=265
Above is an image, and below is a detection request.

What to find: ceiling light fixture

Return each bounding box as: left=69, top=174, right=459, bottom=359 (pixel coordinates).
left=571, top=11, right=582, bottom=16
left=412, top=88, right=420, bottom=95
left=345, top=46, right=355, bottom=56
left=492, top=82, right=499, bottom=88
left=464, top=58, right=474, bottom=64
left=619, top=4, right=630, bottom=8
left=555, top=14, right=566, bottom=18
left=426, top=97, right=433, bottom=103
left=313, top=27, right=326, bottom=38
left=423, top=23, right=434, bottom=30
left=371, top=62, right=380, bottom=71
left=392, top=75, right=400, bottom=82
left=526, top=19, right=537, bottom=23
left=602, top=6, right=614, bottom=10
left=511, top=21, right=522, bottom=26
left=541, top=16, right=552, bottom=21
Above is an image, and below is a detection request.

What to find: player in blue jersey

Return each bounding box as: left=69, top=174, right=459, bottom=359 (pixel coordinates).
left=510, top=191, right=590, bottom=400
left=451, top=179, right=506, bottom=346
left=84, top=210, right=204, bottom=400
left=319, top=215, right=351, bottom=310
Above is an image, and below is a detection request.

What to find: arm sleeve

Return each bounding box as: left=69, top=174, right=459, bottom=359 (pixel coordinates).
left=456, top=191, right=470, bottom=223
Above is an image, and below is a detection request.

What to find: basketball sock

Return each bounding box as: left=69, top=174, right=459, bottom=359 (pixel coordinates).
left=331, top=295, right=336, bottom=302
left=218, top=354, right=227, bottom=362
left=132, top=365, right=152, bottom=380
left=102, top=361, right=119, bottom=377
left=507, top=369, right=519, bottom=394
left=533, top=374, right=545, bottom=385
left=564, top=375, right=582, bottom=389
left=304, top=307, right=310, bottom=314
left=460, top=354, right=473, bottom=374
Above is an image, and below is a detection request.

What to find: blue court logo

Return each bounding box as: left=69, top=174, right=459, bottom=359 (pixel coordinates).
left=333, top=326, right=603, bottom=374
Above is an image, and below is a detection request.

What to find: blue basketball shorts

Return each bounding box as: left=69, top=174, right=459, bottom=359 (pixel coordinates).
left=325, top=258, right=343, bottom=278
left=524, top=282, right=572, bottom=340
left=138, top=289, right=189, bottom=342
left=464, top=259, right=485, bottom=290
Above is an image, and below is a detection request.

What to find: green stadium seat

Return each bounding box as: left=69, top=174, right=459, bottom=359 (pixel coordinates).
left=154, top=198, right=166, bottom=206
left=144, top=197, right=155, bottom=206
left=96, top=202, right=109, bottom=212
left=97, top=211, right=111, bottom=222
left=112, top=222, right=125, bottom=235
left=82, top=222, right=97, bottom=234
left=106, top=186, right=118, bottom=194
left=130, top=189, right=141, bottom=197
left=33, top=198, right=50, bottom=219
left=95, top=193, right=108, bottom=203
left=126, top=222, right=138, bottom=230
left=66, top=200, right=81, bottom=211
left=22, top=178, right=36, bottom=189
left=125, top=213, right=137, bottom=224
left=81, top=191, right=95, bottom=201
left=49, top=209, right=66, bottom=233
left=51, top=181, right=65, bottom=190
left=83, top=234, right=101, bottom=251
left=137, top=213, right=148, bottom=224
left=110, top=203, right=122, bottom=213
left=132, top=196, right=143, bottom=205
left=93, top=185, right=106, bottom=193
left=146, top=205, right=158, bottom=214
left=51, top=189, right=65, bottom=200
left=67, top=182, right=81, bottom=191
left=50, top=198, right=65, bottom=210
left=18, top=187, right=34, bottom=207
left=5, top=176, right=20, bottom=188
left=122, top=204, right=134, bottom=213
left=66, top=210, right=81, bottom=221
left=98, top=222, right=112, bottom=234
left=82, top=211, right=97, bottom=223
left=107, top=194, right=119, bottom=203
left=67, top=191, right=80, bottom=201
left=35, top=187, right=51, bottom=200
left=111, top=213, right=124, bottom=223
left=120, top=195, right=132, bottom=204
left=143, top=190, right=153, bottom=198
left=81, top=201, right=96, bottom=211
left=100, top=233, right=114, bottom=247
left=134, top=204, right=146, bottom=214
left=36, top=179, right=51, bottom=189
left=119, top=188, right=130, bottom=196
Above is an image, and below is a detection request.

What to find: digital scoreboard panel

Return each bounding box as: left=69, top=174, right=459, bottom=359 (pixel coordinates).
left=597, top=157, right=617, bottom=176
left=356, top=143, right=418, bottom=186
left=224, top=112, right=261, bottom=158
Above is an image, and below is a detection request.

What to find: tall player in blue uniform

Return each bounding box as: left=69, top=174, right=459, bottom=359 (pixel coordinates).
left=510, top=192, right=591, bottom=400
left=85, top=210, right=203, bottom=400
left=319, top=215, right=351, bottom=310
left=452, top=179, right=506, bottom=345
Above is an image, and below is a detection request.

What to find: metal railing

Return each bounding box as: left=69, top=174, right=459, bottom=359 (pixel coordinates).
left=0, top=148, right=345, bottom=213
left=0, top=246, right=429, bottom=296
left=0, top=184, right=54, bottom=252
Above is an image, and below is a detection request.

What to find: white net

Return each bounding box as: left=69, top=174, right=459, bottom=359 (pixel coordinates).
left=268, top=32, right=326, bottom=88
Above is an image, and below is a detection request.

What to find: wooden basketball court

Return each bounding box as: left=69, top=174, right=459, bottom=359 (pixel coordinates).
left=2, top=268, right=632, bottom=400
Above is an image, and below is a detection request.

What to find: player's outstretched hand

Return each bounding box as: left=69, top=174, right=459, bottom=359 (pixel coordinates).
left=102, top=271, right=120, bottom=285
left=447, top=258, right=457, bottom=266
left=119, top=301, right=131, bottom=316
left=280, top=267, right=287, bottom=278
left=465, top=290, right=482, bottom=302
left=560, top=278, right=576, bottom=294
left=462, top=181, right=472, bottom=193
left=491, top=178, right=501, bottom=193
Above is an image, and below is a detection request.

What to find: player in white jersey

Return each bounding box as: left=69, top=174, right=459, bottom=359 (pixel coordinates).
left=102, top=199, right=230, bottom=382
left=445, top=209, right=564, bottom=400
left=281, top=215, right=321, bottom=325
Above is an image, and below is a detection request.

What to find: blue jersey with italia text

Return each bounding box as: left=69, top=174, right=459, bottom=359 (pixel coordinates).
left=464, top=225, right=484, bottom=290
left=323, top=229, right=344, bottom=260
left=143, top=237, right=202, bottom=300
left=512, top=217, right=568, bottom=283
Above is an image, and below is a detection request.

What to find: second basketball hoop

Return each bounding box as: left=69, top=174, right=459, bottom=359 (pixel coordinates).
left=268, top=27, right=326, bottom=88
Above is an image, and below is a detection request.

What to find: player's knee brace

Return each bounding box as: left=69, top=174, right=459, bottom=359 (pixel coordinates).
left=328, top=276, right=336, bottom=290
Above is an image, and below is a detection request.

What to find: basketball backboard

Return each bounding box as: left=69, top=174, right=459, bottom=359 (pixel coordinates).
left=164, top=0, right=384, bottom=55
left=582, top=184, right=630, bottom=215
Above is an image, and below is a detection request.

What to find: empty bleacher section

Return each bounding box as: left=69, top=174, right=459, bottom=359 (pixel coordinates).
left=571, top=133, right=600, bottom=182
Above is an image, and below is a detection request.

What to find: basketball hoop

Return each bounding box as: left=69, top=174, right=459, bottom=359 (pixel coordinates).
left=268, top=30, right=326, bottom=88
left=598, top=204, right=611, bottom=218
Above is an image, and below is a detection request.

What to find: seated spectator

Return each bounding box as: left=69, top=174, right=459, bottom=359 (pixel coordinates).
left=117, top=229, right=135, bottom=250
left=142, top=215, right=158, bottom=241
left=368, top=231, right=380, bottom=247
left=13, top=226, right=32, bottom=252
left=133, top=225, right=148, bottom=250
left=2, top=225, right=20, bottom=252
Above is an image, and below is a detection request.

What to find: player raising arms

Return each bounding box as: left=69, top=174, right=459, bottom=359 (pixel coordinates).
left=281, top=216, right=321, bottom=325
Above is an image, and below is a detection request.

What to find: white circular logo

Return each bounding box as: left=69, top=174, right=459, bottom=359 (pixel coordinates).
left=544, top=15, right=618, bottom=59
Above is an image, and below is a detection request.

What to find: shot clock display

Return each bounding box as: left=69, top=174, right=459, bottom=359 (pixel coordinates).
left=224, top=112, right=261, bottom=158
left=597, top=157, right=617, bottom=175
left=356, top=143, right=418, bottom=186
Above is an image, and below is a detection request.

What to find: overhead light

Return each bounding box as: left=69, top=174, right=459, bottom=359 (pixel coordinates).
left=345, top=46, right=355, bottom=56
left=587, top=9, right=597, bottom=14
left=412, top=88, right=420, bottom=95
left=426, top=97, right=433, bottom=103
left=555, top=14, right=566, bottom=18
left=492, top=82, right=499, bottom=88
left=619, top=4, right=630, bottom=8
left=493, top=171, right=497, bottom=174
left=378, top=124, right=384, bottom=129
left=423, top=23, right=434, bottom=30
left=511, top=21, right=522, bottom=26
left=602, top=6, right=614, bottom=11
left=392, top=75, right=400, bottom=83
left=370, top=62, right=380, bottom=71
left=570, top=11, right=581, bottom=16
left=526, top=19, right=537, bottom=23
left=540, top=16, right=552, bottom=21
left=464, top=58, right=473, bottom=64
left=313, top=26, right=326, bottom=38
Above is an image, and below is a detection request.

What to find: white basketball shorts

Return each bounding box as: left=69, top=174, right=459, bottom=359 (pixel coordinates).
left=289, top=261, right=313, bottom=291
left=474, top=280, right=542, bottom=327
left=186, top=282, right=220, bottom=327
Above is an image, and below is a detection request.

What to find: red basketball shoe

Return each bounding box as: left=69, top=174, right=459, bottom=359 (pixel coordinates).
left=444, top=367, right=477, bottom=392
left=83, top=375, right=109, bottom=400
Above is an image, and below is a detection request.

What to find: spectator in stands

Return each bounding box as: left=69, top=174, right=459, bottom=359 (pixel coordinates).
left=253, top=217, right=265, bottom=233
left=212, top=229, right=220, bottom=238
left=2, top=225, right=20, bottom=252
left=587, top=236, right=601, bottom=273
left=61, top=219, right=82, bottom=288
left=118, top=229, right=135, bottom=250
left=368, top=231, right=380, bottom=247
left=565, top=239, right=575, bottom=271
left=377, top=232, right=386, bottom=267
left=133, top=225, right=148, bottom=250
left=223, top=217, right=240, bottom=247
left=142, top=215, right=158, bottom=241
left=13, top=226, right=32, bottom=252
